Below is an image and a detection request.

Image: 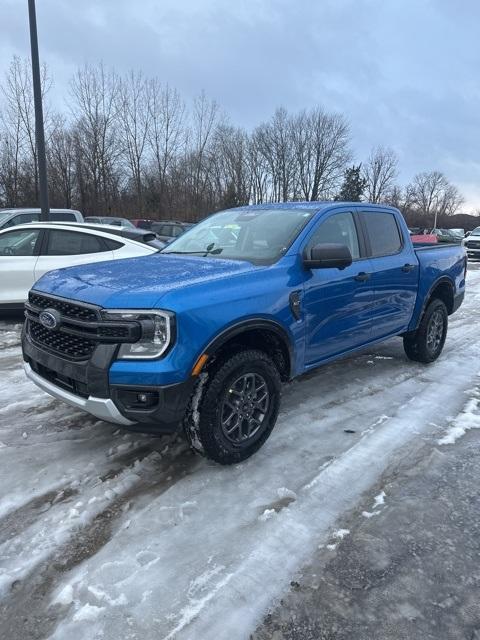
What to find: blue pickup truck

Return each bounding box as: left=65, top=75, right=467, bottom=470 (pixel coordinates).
left=22, top=202, right=466, bottom=464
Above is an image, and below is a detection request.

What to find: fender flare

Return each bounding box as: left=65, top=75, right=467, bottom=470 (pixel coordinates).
left=201, top=318, right=294, bottom=378
left=413, top=276, right=455, bottom=331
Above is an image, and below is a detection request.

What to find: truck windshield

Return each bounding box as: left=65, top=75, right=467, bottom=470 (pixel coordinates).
left=161, top=208, right=315, bottom=264
left=471, top=227, right=480, bottom=236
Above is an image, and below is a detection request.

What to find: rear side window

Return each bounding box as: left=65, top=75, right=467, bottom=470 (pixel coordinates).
left=362, top=212, right=402, bottom=257
left=45, top=230, right=108, bottom=255
left=48, top=212, right=75, bottom=222
left=103, top=238, right=124, bottom=250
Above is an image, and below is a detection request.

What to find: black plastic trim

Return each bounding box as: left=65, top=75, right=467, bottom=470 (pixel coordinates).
left=111, top=378, right=195, bottom=432
left=203, top=318, right=294, bottom=378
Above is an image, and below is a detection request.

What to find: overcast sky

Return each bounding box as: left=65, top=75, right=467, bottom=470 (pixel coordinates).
left=1, top=0, right=478, bottom=211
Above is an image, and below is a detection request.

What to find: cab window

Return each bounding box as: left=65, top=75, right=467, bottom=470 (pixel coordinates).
left=361, top=212, right=402, bottom=257
left=306, top=211, right=360, bottom=259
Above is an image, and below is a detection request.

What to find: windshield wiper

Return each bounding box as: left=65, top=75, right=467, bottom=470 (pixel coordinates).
left=163, top=243, right=223, bottom=257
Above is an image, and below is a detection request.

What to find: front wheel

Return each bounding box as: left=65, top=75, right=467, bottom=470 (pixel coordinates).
left=403, top=298, right=448, bottom=363
left=184, top=349, right=281, bottom=465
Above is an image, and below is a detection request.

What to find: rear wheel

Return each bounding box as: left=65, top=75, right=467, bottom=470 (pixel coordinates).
left=184, top=349, right=281, bottom=465
left=403, top=298, right=448, bottom=363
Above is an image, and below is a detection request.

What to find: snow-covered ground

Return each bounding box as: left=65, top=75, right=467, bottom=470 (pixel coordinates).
left=1, top=265, right=480, bottom=640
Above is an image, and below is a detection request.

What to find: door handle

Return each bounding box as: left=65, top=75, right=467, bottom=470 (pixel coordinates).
left=402, top=263, right=415, bottom=272
left=354, top=272, right=371, bottom=282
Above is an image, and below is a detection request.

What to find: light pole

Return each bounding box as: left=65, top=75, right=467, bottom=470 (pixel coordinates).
left=27, top=0, right=49, bottom=221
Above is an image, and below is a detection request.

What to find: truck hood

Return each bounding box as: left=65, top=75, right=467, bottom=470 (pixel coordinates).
left=33, top=253, right=257, bottom=308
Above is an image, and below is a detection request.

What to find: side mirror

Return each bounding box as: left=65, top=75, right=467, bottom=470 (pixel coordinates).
left=465, top=231, right=471, bottom=237
left=303, top=243, right=353, bottom=270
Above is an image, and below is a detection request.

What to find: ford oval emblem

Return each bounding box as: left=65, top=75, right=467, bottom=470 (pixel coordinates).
left=39, top=309, right=61, bottom=330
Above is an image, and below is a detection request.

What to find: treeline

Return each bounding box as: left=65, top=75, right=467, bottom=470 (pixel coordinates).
left=0, top=56, right=470, bottom=227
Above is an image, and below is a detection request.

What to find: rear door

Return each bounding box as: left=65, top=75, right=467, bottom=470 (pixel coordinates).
left=0, top=228, right=42, bottom=304
left=34, top=229, right=115, bottom=281
left=303, top=209, right=375, bottom=364
left=359, top=210, right=418, bottom=338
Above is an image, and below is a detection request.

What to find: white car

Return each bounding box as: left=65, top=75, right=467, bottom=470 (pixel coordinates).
left=463, top=226, right=480, bottom=260
left=0, top=223, right=159, bottom=311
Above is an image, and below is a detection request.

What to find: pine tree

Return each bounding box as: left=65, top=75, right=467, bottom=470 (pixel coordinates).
left=335, top=164, right=367, bottom=202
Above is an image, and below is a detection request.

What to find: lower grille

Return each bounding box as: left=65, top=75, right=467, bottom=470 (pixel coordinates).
left=29, top=321, right=95, bottom=359
left=30, top=359, right=89, bottom=398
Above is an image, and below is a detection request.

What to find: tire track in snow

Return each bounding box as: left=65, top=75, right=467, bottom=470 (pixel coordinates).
left=0, top=444, right=199, bottom=640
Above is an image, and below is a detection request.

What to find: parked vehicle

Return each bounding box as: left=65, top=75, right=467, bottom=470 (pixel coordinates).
left=431, top=228, right=463, bottom=243
left=54, top=222, right=166, bottom=250
left=151, top=220, right=195, bottom=242
left=409, top=233, right=438, bottom=244
left=22, top=203, right=466, bottom=464
left=0, top=208, right=83, bottom=230
left=463, top=226, right=480, bottom=260
left=0, top=223, right=159, bottom=310
left=84, top=216, right=136, bottom=229
left=131, top=219, right=156, bottom=230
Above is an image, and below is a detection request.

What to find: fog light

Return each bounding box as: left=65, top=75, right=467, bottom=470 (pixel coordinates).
left=116, top=389, right=159, bottom=410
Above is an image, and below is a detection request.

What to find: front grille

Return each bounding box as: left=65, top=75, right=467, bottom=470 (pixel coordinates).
left=466, top=241, right=480, bottom=249
left=30, top=320, right=95, bottom=359
left=97, top=325, right=129, bottom=338
left=28, top=292, right=98, bottom=322
left=26, top=292, right=141, bottom=361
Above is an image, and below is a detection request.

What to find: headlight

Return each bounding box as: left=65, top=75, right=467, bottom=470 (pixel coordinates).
left=101, top=309, right=174, bottom=359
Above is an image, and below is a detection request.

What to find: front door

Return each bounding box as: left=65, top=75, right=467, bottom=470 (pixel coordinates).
left=302, top=210, right=374, bottom=365
left=0, top=228, right=41, bottom=304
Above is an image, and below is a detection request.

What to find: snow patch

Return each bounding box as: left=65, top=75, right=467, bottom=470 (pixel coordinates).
left=87, top=585, right=127, bottom=606
left=259, top=508, right=276, bottom=522
left=53, top=584, right=74, bottom=606
left=438, top=392, right=480, bottom=445
left=72, top=603, right=105, bottom=622
left=373, top=490, right=386, bottom=508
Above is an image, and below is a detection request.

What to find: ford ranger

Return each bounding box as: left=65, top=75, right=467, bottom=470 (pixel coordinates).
left=22, top=203, right=467, bottom=464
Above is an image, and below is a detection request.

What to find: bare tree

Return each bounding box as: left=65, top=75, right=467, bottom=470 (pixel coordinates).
left=117, top=71, right=151, bottom=213
left=189, top=91, right=219, bottom=211
left=363, top=146, right=398, bottom=203
left=406, top=171, right=464, bottom=228
left=293, top=108, right=350, bottom=201
left=254, top=108, right=298, bottom=202
left=47, top=114, right=76, bottom=207
left=146, top=80, right=185, bottom=214
left=70, top=62, right=120, bottom=213
left=210, top=124, right=251, bottom=208
left=0, top=56, right=50, bottom=204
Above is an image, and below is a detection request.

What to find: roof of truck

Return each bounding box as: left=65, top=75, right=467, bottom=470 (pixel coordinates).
left=229, top=201, right=396, bottom=214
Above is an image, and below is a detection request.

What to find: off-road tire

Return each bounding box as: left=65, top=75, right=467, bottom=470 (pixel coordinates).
left=403, top=298, right=448, bottom=363
left=184, top=349, right=281, bottom=465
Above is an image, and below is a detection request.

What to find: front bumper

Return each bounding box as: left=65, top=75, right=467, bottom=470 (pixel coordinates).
left=22, top=322, right=194, bottom=434
left=24, top=362, right=134, bottom=426
left=466, top=247, right=480, bottom=260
